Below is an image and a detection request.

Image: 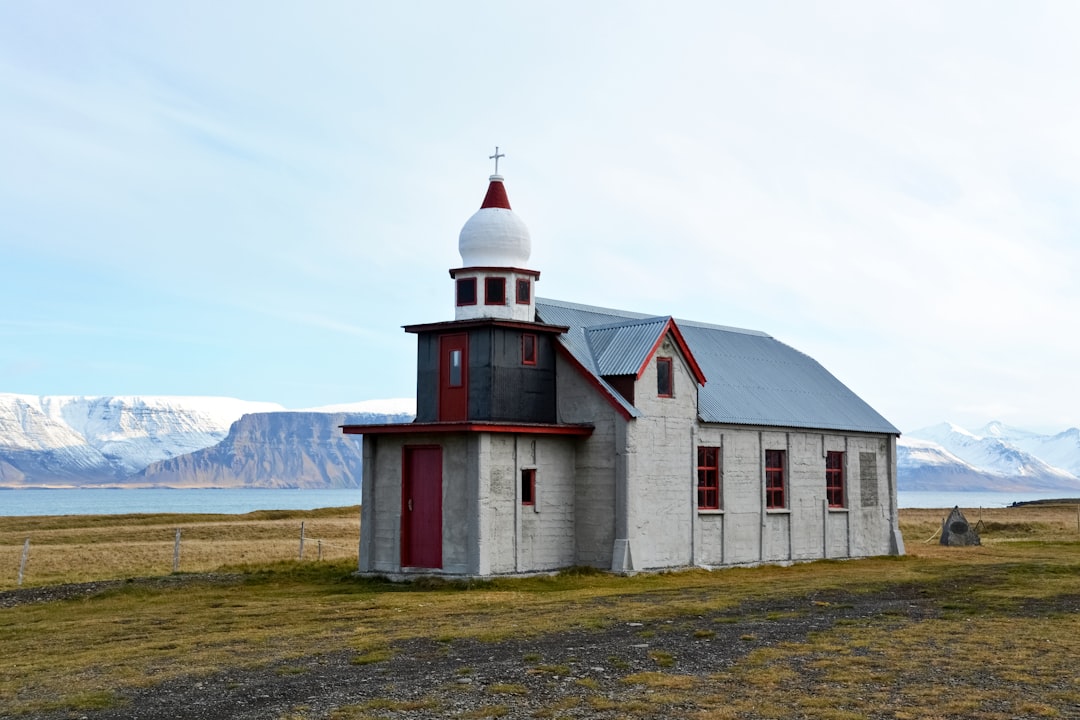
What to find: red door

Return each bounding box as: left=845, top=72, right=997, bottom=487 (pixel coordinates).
left=402, top=445, right=442, bottom=569
left=438, top=333, right=468, bottom=422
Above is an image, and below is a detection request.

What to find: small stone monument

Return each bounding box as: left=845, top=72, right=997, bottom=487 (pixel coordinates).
left=940, top=506, right=981, bottom=546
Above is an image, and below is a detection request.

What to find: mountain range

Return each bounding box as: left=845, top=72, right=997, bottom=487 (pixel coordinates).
left=2, top=394, right=1079, bottom=493
left=898, top=422, right=1080, bottom=492
left=0, top=394, right=414, bottom=489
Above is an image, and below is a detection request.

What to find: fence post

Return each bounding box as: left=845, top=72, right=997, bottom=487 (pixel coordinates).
left=317, top=540, right=322, bottom=562
left=17, top=538, right=30, bottom=586
left=299, top=521, right=306, bottom=560
left=173, top=529, right=181, bottom=573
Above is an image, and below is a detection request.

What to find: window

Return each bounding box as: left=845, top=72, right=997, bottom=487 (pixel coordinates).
left=765, top=449, right=786, bottom=509
left=697, top=446, right=721, bottom=510
left=521, top=468, right=536, bottom=505
left=456, top=278, right=477, bottom=306
left=521, top=333, right=537, bottom=365
left=485, top=277, right=506, bottom=305
left=826, top=451, right=845, bottom=508
left=657, top=357, right=673, bottom=397
left=448, top=349, right=463, bottom=387
left=516, top=278, right=531, bottom=304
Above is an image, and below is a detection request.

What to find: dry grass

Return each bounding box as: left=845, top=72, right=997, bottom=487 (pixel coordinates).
left=0, top=506, right=360, bottom=590
left=0, top=502, right=1078, bottom=717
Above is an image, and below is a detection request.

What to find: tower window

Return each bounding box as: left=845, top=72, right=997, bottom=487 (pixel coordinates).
left=456, top=278, right=477, bottom=306
left=448, top=349, right=463, bottom=387
left=485, top=277, right=506, bottom=305
left=516, top=278, right=531, bottom=304
left=657, top=357, right=673, bottom=397
left=522, top=333, right=537, bottom=365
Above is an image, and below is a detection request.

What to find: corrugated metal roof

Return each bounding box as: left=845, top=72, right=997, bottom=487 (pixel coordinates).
left=535, top=298, right=898, bottom=435
left=585, top=316, right=670, bottom=377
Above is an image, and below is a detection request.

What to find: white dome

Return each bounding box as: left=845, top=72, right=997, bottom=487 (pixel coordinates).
left=458, top=207, right=532, bottom=267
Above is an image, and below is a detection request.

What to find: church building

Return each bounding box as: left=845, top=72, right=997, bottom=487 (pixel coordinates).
left=343, top=158, right=904, bottom=577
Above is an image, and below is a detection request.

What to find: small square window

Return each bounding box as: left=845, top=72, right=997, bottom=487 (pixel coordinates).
left=521, top=468, right=536, bottom=505
left=765, top=449, right=786, bottom=509
left=657, top=357, right=673, bottom=397
left=522, top=333, right=537, bottom=366
left=516, top=278, right=531, bottom=304
left=456, top=278, right=477, bottom=306
left=485, top=277, right=506, bottom=305
left=826, top=451, right=845, bottom=508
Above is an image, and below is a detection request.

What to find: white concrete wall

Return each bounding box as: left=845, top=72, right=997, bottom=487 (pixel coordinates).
left=357, top=433, right=474, bottom=575
left=359, top=430, right=580, bottom=577
left=553, top=353, right=620, bottom=569
left=474, top=434, right=578, bottom=574
left=517, top=437, right=577, bottom=571
left=689, top=427, right=903, bottom=568
left=622, top=336, right=699, bottom=570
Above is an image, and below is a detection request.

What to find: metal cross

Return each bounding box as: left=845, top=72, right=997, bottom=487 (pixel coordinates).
left=489, top=146, right=505, bottom=174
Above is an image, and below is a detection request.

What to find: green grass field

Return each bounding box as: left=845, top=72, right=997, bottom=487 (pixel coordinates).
left=1, top=503, right=1078, bottom=718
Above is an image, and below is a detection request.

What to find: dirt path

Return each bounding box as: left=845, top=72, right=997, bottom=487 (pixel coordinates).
left=21, top=585, right=939, bottom=720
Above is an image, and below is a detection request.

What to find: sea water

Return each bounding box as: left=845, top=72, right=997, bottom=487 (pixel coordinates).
left=0, top=487, right=1072, bottom=517
left=0, top=487, right=362, bottom=517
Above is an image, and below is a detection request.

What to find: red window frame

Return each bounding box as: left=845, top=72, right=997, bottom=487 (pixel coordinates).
left=697, top=446, right=721, bottom=510
left=484, top=277, right=506, bottom=305
left=826, top=451, right=845, bottom=508
left=521, top=333, right=537, bottom=366
left=657, top=357, right=673, bottom=397
left=456, top=277, right=477, bottom=306
left=765, top=449, right=786, bottom=509
left=516, top=278, right=531, bottom=305
left=521, top=468, right=536, bottom=505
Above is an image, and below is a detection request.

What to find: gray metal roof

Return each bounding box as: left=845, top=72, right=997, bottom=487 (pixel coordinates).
left=586, top=316, right=671, bottom=377
left=535, top=298, right=898, bottom=435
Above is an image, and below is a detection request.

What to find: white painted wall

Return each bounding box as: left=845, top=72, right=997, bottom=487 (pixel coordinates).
left=622, top=336, right=699, bottom=570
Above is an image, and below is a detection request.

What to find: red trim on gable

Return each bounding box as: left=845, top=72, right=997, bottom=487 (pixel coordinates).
left=634, top=319, right=707, bottom=385
left=552, top=343, right=635, bottom=421
left=481, top=180, right=511, bottom=209
left=342, top=421, right=594, bottom=437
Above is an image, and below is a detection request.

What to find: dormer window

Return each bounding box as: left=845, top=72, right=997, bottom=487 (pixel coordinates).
left=657, top=357, right=673, bottom=397
left=516, top=278, right=531, bottom=304
left=485, top=277, right=506, bottom=305
left=456, top=278, right=477, bottom=306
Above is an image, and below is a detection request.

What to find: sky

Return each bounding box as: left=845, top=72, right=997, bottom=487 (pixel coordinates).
left=2, top=2, right=1079, bottom=435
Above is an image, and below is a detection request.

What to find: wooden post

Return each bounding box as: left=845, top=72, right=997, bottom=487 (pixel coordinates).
left=173, top=529, right=181, bottom=573
left=17, top=538, right=30, bottom=586
left=299, top=521, right=306, bottom=560
left=317, top=540, right=322, bottom=562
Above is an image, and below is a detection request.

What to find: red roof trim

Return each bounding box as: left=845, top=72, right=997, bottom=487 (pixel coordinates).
left=403, top=319, right=568, bottom=335
left=449, top=267, right=541, bottom=278
left=634, top=318, right=707, bottom=385
left=342, top=422, right=593, bottom=437
left=553, top=343, right=635, bottom=421
left=481, top=179, right=511, bottom=209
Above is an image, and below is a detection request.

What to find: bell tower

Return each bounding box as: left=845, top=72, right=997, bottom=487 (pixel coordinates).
left=451, top=148, right=539, bottom=322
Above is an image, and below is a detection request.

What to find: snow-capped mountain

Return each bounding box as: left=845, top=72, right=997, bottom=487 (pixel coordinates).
left=0, top=394, right=414, bottom=488
left=133, top=411, right=411, bottom=488
left=899, top=422, right=1080, bottom=492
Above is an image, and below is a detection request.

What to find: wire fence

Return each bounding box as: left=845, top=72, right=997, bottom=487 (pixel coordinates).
left=2, top=519, right=360, bottom=590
